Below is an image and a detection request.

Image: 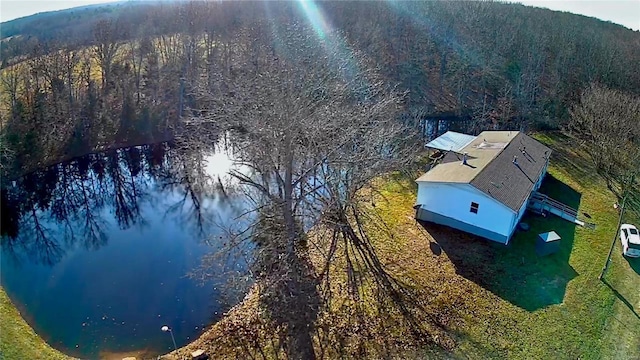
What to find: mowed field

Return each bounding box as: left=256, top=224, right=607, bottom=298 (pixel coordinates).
left=354, top=131, right=640, bottom=359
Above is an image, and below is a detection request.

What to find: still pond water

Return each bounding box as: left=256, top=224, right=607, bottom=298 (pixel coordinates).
left=0, top=142, right=252, bottom=358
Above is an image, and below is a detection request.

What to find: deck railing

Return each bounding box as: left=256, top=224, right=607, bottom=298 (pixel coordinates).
left=530, top=192, right=578, bottom=218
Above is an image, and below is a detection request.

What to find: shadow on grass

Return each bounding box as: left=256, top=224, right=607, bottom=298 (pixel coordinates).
left=602, top=277, right=640, bottom=320
left=538, top=174, right=582, bottom=208
left=539, top=132, right=600, bottom=188
left=419, top=175, right=580, bottom=311
left=626, top=256, right=640, bottom=275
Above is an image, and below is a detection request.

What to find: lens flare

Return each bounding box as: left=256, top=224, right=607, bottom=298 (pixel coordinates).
left=384, top=0, right=484, bottom=68
left=297, top=0, right=331, bottom=40
left=296, top=0, right=364, bottom=86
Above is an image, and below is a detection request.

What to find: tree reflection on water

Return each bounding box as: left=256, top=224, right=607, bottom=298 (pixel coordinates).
left=1, top=139, right=248, bottom=267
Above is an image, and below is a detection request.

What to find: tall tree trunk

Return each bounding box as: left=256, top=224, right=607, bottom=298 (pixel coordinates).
left=283, top=130, right=296, bottom=257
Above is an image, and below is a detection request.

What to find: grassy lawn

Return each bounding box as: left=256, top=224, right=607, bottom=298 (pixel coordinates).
left=0, top=286, right=73, bottom=360
left=172, top=131, right=639, bottom=359
left=533, top=133, right=640, bottom=359
left=359, top=131, right=640, bottom=359
left=4, top=130, right=638, bottom=359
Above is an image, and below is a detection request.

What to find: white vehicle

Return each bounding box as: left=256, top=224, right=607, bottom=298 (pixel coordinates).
left=620, top=224, right=640, bottom=258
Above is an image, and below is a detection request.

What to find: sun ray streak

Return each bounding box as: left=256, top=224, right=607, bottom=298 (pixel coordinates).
left=297, top=0, right=331, bottom=40
left=296, top=0, right=367, bottom=90
left=384, top=0, right=486, bottom=69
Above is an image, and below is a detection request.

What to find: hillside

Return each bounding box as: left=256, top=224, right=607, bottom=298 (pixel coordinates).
left=2, top=2, right=123, bottom=40
left=1, top=2, right=640, bottom=358
left=1, top=2, right=156, bottom=59
left=1, top=1, right=639, bottom=174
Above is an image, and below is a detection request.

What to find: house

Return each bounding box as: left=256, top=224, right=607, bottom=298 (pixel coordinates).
left=415, top=131, right=551, bottom=244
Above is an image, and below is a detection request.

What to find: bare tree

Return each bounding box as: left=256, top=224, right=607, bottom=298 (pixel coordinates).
left=184, top=22, right=420, bottom=359
left=569, top=83, right=640, bottom=197
left=0, top=63, right=22, bottom=115
left=93, top=19, right=122, bottom=93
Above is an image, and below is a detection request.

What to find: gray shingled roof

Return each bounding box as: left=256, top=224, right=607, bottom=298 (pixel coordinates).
left=470, top=133, right=551, bottom=211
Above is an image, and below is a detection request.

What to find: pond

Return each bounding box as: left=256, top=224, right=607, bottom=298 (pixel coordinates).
left=0, top=141, right=253, bottom=358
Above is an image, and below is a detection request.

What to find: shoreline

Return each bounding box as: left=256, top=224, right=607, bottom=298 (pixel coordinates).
left=4, top=133, right=640, bottom=359
left=159, top=288, right=262, bottom=360
left=0, top=286, right=76, bottom=360
left=0, top=281, right=254, bottom=360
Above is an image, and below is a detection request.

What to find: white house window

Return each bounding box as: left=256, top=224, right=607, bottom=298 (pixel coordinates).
left=470, top=202, right=479, bottom=214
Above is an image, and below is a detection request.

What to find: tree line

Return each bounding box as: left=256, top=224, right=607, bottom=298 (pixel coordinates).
left=1, top=1, right=639, bottom=179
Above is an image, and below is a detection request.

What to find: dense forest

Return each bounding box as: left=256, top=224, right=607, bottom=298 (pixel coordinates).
left=1, top=0, right=639, bottom=180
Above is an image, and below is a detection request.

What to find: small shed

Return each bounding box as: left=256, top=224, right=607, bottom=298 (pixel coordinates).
left=536, top=231, right=561, bottom=256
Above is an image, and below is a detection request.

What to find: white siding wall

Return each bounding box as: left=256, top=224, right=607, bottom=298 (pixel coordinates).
left=533, top=163, right=548, bottom=192
left=509, top=195, right=529, bottom=240
left=416, top=182, right=515, bottom=237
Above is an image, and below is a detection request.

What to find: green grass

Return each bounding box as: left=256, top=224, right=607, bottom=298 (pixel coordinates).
left=363, top=131, right=640, bottom=359
left=2, top=131, right=638, bottom=359
left=165, top=131, right=640, bottom=358
left=0, top=287, right=73, bottom=360
left=531, top=132, right=639, bottom=359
